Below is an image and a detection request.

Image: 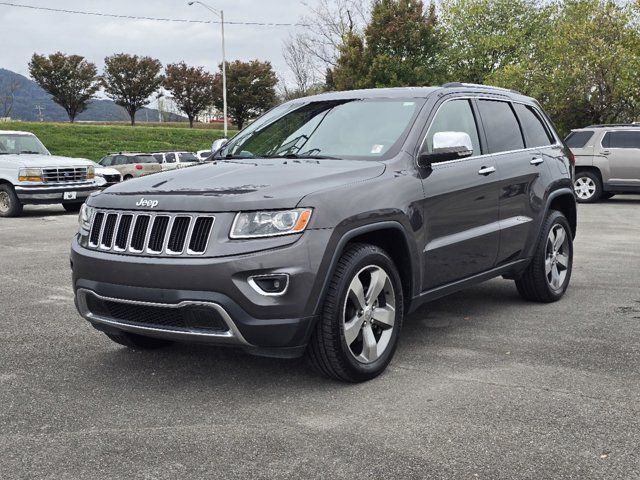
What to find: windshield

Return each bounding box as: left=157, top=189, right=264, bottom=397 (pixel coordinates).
left=0, top=133, right=49, bottom=155
left=218, top=98, right=423, bottom=161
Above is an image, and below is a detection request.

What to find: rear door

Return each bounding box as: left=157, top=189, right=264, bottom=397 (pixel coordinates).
left=419, top=97, right=500, bottom=289
left=601, top=130, right=640, bottom=187
left=476, top=99, right=553, bottom=265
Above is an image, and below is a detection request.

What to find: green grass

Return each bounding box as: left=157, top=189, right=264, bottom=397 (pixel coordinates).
left=0, top=122, right=236, bottom=161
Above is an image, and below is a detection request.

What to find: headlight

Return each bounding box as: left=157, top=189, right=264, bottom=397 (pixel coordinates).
left=78, top=204, right=95, bottom=232
left=18, top=168, right=42, bottom=182
left=87, top=165, right=95, bottom=179
left=230, top=208, right=312, bottom=238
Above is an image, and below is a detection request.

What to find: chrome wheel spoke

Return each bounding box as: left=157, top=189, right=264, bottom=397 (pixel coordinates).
left=360, top=324, right=378, bottom=362
left=348, top=276, right=366, bottom=311
left=553, top=228, right=566, bottom=251
left=372, top=304, right=395, bottom=329
left=556, top=253, right=569, bottom=269
left=344, top=314, right=365, bottom=346
left=545, top=256, right=553, bottom=275
left=366, top=269, right=387, bottom=303
left=551, top=264, right=561, bottom=288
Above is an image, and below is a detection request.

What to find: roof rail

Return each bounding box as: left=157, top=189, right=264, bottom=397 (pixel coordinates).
left=441, top=82, right=522, bottom=95
left=585, top=123, right=640, bottom=128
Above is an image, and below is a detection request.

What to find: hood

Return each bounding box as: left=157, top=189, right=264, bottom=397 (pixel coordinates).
left=0, top=153, right=94, bottom=168
left=91, top=158, right=386, bottom=211
left=95, top=166, right=121, bottom=176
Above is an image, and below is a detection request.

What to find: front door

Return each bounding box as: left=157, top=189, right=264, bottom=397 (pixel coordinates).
left=419, top=98, right=500, bottom=289
left=601, top=130, right=640, bottom=187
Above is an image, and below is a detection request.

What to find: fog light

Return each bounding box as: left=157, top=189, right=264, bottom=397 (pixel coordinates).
left=248, top=274, right=289, bottom=296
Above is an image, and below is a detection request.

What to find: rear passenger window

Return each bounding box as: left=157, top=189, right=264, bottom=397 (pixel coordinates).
left=425, top=99, right=481, bottom=157
left=608, top=131, right=640, bottom=149
left=514, top=104, right=552, bottom=147
left=477, top=100, right=524, bottom=153
left=565, top=131, right=594, bottom=148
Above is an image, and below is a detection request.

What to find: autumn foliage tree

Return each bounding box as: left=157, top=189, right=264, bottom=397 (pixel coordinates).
left=102, top=54, right=163, bottom=125
left=213, top=60, right=277, bottom=130
left=28, top=52, right=100, bottom=122
left=164, top=62, right=216, bottom=128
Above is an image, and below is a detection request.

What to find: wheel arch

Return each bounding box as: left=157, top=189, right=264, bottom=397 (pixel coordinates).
left=546, top=189, right=577, bottom=239
left=574, top=166, right=603, bottom=186
left=314, top=221, right=418, bottom=315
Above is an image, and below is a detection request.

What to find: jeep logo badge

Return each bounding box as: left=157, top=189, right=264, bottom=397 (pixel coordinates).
left=136, top=198, right=159, bottom=209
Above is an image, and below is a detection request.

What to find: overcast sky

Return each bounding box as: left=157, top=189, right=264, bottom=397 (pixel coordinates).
left=0, top=0, right=310, bottom=82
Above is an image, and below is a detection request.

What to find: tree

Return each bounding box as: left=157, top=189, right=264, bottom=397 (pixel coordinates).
left=164, top=62, right=216, bottom=128
left=331, top=0, right=442, bottom=90
left=0, top=76, right=20, bottom=118
left=213, top=60, right=277, bottom=130
left=438, top=0, right=546, bottom=84
left=28, top=52, right=99, bottom=122
left=282, top=33, right=320, bottom=97
left=102, top=54, right=163, bottom=125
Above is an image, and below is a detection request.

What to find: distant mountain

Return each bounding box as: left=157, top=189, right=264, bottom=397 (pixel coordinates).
left=0, top=68, right=186, bottom=122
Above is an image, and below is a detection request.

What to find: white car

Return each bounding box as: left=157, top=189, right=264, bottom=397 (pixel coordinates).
left=152, top=151, right=201, bottom=171
left=0, top=130, right=99, bottom=217
left=196, top=149, right=212, bottom=161
left=94, top=166, right=122, bottom=189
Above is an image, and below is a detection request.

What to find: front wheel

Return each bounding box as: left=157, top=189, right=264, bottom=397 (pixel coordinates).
left=515, top=210, right=573, bottom=302
left=574, top=171, right=601, bottom=203
left=0, top=184, right=23, bottom=217
left=306, top=243, right=404, bottom=382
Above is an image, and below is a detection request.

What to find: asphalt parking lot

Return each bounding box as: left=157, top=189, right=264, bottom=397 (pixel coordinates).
left=1, top=197, right=639, bottom=479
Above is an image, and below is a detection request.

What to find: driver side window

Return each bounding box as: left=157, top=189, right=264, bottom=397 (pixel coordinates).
left=425, top=99, right=481, bottom=156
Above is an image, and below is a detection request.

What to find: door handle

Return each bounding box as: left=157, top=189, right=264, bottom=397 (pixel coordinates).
left=478, top=166, right=496, bottom=176
left=530, top=157, right=544, bottom=165
left=601, top=150, right=611, bottom=155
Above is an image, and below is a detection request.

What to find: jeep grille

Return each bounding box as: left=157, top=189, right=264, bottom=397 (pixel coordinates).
left=88, top=210, right=214, bottom=256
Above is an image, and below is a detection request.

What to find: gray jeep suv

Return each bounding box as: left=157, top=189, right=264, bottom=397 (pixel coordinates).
left=71, top=84, right=577, bottom=382
left=567, top=124, right=640, bottom=202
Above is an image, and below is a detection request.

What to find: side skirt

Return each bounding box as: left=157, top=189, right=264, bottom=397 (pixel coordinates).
left=408, top=259, right=530, bottom=313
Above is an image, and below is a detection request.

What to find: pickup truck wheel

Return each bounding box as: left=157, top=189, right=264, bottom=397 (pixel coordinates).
left=307, top=243, right=403, bottom=382
left=574, top=171, right=601, bottom=203
left=123, top=175, right=133, bottom=180
left=0, top=184, right=23, bottom=217
left=515, top=210, right=573, bottom=303
left=62, top=202, right=83, bottom=213
left=104, top=331, right=174, bottom=350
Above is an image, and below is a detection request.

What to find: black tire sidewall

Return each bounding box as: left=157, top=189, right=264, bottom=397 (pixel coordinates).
left=0, top=184, right=22, bottom=217
left=574, top=171, right=601, bottom=203
left=330, top=246, right=404, bottom=380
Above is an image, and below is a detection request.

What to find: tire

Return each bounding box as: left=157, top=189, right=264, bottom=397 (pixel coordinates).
left=123, top=175, right=133, bottom=180
left=62, top=202, right=83, bottom=213
left=104, top=331, right=173, bottom=350
left=306, top=243, right=404, bottom=382
left=515, top=210, right=573, bottom=303
left=0, top=183, right=23, bottom=217
left=574, top=171, right=602, bottom=203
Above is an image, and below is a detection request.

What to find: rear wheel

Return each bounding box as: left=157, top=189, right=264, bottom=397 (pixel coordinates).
left=306, top=243, right=403, bottom=382
left=574, top=171, right=601, bottom=203
left=0, top=184, right=23, bottom=217
left=104, top=331, right=173, bottom=350
left=515, top=210, right=573, bottom=302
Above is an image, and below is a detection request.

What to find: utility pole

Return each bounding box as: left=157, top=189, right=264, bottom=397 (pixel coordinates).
left=34, top=104, right=45, bottom=122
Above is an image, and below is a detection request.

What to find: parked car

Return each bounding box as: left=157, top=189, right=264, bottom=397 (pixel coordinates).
left=71, top=84, right=576, bottom=382
left=152, top=151, right=200, bottom=171
left=196, top=149, right=212, bottom=162
left=0, top=130, right=99, bottom=217
left=566, top=124, right=640, bottom=202
left=98, top=153, right=162, bottom=179
left=94, top=166, right=122, bottom=189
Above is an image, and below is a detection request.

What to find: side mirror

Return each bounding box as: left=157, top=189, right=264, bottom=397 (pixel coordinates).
left=211, top=138, right=228, bottom=154
left=418, top=131, right=473, bottom=168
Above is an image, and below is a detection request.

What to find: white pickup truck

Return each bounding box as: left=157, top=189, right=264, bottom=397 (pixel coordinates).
left=0, top=130, right=100, bottom=217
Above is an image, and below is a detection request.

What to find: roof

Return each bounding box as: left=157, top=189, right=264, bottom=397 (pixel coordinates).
left=0, top=130, right=35, bottom=136
left=573, top=124, right=640, bottom=131
left=290, top=84, right=533, bottom=104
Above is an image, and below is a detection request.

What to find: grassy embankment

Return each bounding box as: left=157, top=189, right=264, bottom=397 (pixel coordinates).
left=0, top=121, right=235, bottom=161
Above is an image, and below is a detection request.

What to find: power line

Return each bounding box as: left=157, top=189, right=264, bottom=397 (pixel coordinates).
left=0, top=1, right=310, bottom=27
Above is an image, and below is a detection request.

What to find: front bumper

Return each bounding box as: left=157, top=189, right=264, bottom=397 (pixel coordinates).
left=15, top=183, right=100, bottom=204
left=71, top=229, right=333, bottom=357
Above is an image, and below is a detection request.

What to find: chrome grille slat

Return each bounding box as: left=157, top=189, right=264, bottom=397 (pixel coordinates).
left=42, top=167, right=88, bottom=183
left=88, top=210, right=214, bottom=256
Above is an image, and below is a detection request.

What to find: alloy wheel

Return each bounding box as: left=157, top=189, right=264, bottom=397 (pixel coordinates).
left=545, top=224, right=570, bottom=291
left=343, top=265, right=396, bottom=364
left=574, top=176, right=596, bottom=200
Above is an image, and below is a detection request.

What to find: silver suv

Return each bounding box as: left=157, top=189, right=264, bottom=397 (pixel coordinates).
left=567, top=124, right=640, bottom=202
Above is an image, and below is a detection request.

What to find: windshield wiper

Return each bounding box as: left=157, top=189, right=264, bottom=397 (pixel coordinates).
left=19, top=151, right=42, bottom=154
left=278, top=153, right=340, bottom=160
